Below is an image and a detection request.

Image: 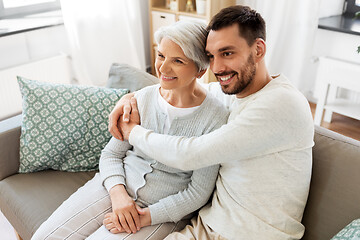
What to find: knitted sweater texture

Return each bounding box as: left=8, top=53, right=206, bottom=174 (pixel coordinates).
left=129, top=75, right=314, bottom=239
left=99, top=84, right=229, bottom=225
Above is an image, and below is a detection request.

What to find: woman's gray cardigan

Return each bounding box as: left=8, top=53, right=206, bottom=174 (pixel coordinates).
left=99, top=84, right=229, bottom=225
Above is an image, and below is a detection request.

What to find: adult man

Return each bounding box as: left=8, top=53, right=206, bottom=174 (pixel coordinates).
left=109, top=5, right=314, bottom=240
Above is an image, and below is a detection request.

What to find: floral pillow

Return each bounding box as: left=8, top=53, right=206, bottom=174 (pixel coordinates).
left=17, top=77, right=129, bottom=173
left=331, top=219, right=360, bottom=240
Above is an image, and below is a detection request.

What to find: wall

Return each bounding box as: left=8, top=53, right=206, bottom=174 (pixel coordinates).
left=310, top=0, right=360, bottom=102
left=318, top=0, right=344, bottom=18
left=140, top=1, right=151, bottom=71
left=0, top=25, right=70, bottom=71
left=0, top=2, right=151, bottom=74
left=236, top=0, right=359, bottom=102
left=0, top=25, right=72, bottom=119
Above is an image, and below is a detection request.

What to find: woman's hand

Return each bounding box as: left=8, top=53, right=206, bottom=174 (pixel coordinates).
left=103, top=206, right=152, bottom=234
left=108, top=92, right=135, bottom=140
left=108, top=184, right=140, bottom=233
left=137, top=207, right=151, bottom=228
left=103, top=212, right=124, bottom=234
left=118, top=97, right=140, bottom=141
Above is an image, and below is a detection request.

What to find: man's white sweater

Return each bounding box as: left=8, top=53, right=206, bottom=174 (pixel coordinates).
left=129, top=75, right=314, bottom=239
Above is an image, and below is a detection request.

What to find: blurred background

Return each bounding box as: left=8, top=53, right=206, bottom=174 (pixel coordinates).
left=0, top=0, right=359, bottom=132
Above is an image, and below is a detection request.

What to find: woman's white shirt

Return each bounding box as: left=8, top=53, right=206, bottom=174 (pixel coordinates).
left=157, top=88, right=200, bottom=134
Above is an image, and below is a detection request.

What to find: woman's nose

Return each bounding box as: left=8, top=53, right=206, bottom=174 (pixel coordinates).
left=159, top=60, right=171, bottom=75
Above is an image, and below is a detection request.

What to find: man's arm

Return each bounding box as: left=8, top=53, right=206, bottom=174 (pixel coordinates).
left=108, top=82, right=234, bottom=140
left=108, top=92, right=135, bottom=140
left=127, top=96, right=314, bottom=171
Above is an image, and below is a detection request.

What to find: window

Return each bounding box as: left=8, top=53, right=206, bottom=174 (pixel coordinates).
left=344, top=0, right=360, bottom=16
left=0, top=0, right=60, bottom=19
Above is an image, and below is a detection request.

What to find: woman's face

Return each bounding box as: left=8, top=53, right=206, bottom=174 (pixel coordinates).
left=155, top=37, right=199, bottom=91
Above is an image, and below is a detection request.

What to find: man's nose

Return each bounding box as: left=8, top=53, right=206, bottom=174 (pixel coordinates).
left=210, top=57, right=225, bottom=74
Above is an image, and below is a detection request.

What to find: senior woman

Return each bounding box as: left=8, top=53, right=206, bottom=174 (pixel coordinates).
left=31, top=21, right=229, bottom=240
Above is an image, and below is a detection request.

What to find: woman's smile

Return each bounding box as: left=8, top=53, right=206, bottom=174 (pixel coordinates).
left=161, top=75, right=177, bottom=81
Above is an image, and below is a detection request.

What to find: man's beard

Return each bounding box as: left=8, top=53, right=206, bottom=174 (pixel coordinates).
left=220, top=54, right=256, bottom=95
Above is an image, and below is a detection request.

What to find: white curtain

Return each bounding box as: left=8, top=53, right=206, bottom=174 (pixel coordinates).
left=237, top=0, right=321, bottom=94
left=60, top=0, right=147, bottom=86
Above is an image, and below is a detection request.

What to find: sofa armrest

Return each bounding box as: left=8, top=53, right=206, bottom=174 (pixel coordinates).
left=0, top=115, right=21, bottom=180
left=301, top=125, right=360, bottom=240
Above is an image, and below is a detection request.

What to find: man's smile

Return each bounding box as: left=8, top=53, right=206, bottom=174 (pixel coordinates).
left=216, top=73, right=236, bottom=85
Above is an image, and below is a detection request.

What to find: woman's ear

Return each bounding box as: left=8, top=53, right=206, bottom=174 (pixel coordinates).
left=254, top=38, right=266, bottom=63
left=197, top=69, right=207, bottom=79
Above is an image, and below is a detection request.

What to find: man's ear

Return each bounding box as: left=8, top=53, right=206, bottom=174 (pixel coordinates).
left=254, top=38, right=266, bottom=63
left=197, top=69, right=207, bottom=79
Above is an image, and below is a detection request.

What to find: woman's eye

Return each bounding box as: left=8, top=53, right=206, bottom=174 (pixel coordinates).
left=207, top=54, right=214, bottom=60
left=175, top=59, right=184, bottom=64
left=157, top=53, right=164, bottom=58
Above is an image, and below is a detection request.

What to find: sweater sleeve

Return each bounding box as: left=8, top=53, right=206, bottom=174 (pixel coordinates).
left=129, top=91, right=314, bottom=171
left=99, top=137, right=132, bottom=192
left=148, top=164, right=220, bottom=225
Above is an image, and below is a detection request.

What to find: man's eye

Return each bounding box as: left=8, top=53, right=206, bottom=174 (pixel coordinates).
left=223, top=52, right=233, bottom=57
left=158, top=53, right=164, bottom=58
left=175, top=59, right=184, bottom=64
left=207, top=54, right=214, bottom=60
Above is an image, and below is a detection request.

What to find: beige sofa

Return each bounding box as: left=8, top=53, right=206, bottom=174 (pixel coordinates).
left=1, top=64, right=360, bottom=240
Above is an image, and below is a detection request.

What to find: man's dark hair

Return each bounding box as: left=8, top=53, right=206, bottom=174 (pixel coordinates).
left=207, top=5, right=266, bottom=46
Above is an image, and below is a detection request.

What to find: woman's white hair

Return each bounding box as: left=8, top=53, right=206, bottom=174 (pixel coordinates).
left=154, top=21, right=209, bottom=71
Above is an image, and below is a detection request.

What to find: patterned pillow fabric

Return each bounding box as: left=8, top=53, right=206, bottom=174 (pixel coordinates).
left=331, top=219, right=360, bottom=240
left=17, top=77, right=129, bottom=173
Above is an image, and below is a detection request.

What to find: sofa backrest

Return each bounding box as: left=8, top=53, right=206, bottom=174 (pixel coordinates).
left=0, top=115, right=21, bottom=180
left=106, top=63, right=159, bottom=92
left=301, top=125, right=360, bottom=240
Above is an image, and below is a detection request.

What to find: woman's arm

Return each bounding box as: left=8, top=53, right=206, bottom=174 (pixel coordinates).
left=148, top=164, right=220, bottom=225
left=103, top=207, right=151, bottom=234
left=99, top=137, right=131, bottom=191
left=99, top=138, right=141, bottom=234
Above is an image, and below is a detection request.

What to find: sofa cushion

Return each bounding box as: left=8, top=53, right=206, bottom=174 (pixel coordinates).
left=17, top=77, right=129, bottom=173
left=301, top=126, right=360, bottom=240
left=106, top=63, right=159, bottom=92
left=0, top=170, right=96, bottom=240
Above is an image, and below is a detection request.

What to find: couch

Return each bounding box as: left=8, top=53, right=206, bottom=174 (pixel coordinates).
left=0, top=64, right=360, bottom=240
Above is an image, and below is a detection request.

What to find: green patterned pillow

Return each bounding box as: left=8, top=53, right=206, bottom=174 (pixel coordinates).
left=331, top=219, right=360, bottom=240
left=17, top=77, right=129, bottom=173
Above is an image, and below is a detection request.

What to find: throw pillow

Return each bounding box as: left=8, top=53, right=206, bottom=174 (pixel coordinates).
left=106, top=63, right=159, bottom=92
left=331, top=219, right=360, bottom=240
left=17, top=77, right=129, bottom=173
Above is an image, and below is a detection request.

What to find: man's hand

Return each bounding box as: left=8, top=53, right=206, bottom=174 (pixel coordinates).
left=108, top=92, right=135, bottom=140
left=108, top=184, right=140, bottom=234
left=103, top=206, right=152, bottom=234
left=118, top=97, right=140, bottom=141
